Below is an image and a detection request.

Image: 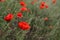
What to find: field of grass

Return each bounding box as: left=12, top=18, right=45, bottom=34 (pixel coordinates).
left=0, top=0, right=60, bottom=40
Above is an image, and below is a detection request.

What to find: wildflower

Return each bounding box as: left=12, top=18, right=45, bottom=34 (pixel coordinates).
left=31, top=1, right=34, bottom=5
left=41, top=2, right=45, bottom=6
left=40, top=5, right=45, bottom=9
left=18, top=21, right=30, bottom=30
left=4, top=13, right=13, bottom=21
left=0, top=0, right=5, bottom=2
left=20, top=1, right=26, bottom=7
left=45, top=4, right=48, bottom=8
left=44, top=17, right=48, bottom=21
left=17, top=12, right=23, bottom=18
left=20, top=7, right=27, bottom=12
left=40, top=2, right=45, bottom=9
left=52, top=0, right=56, bottom=4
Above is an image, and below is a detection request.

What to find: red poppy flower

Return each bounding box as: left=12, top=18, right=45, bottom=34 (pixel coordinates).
left=20, top=7, right=27, bottom=12
left=0, top=0, right=5, bottom=2
left=18, top=21, right=30, bottom=30
left=52, top=0, right=56, bottom=4
left=44, top=17, right=48, bottom=21
left=31, top=1, right=34, bottom=5
left=17, top=12, right=23, bottom=18
left=41, top=2, right=45, bottom=6
left=0, top=0, right=1, bottom=1
left=4, top=13, right=13, bottom=21
left=40, top=2, right=45, bottom=9
left=40, top=5, right=45, bottom=9
left=45, top=4, right=48, bottom=8
left=20, top=1, right=26, bottom=7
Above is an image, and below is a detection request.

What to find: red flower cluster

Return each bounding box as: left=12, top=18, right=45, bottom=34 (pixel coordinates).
left=18, top=21, right=30, bottom=30
left=40, top=2, right=48, bottom=9
left=3, top=0, right=57, bottom=31
left=4, top=13, right=13, bottom=21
